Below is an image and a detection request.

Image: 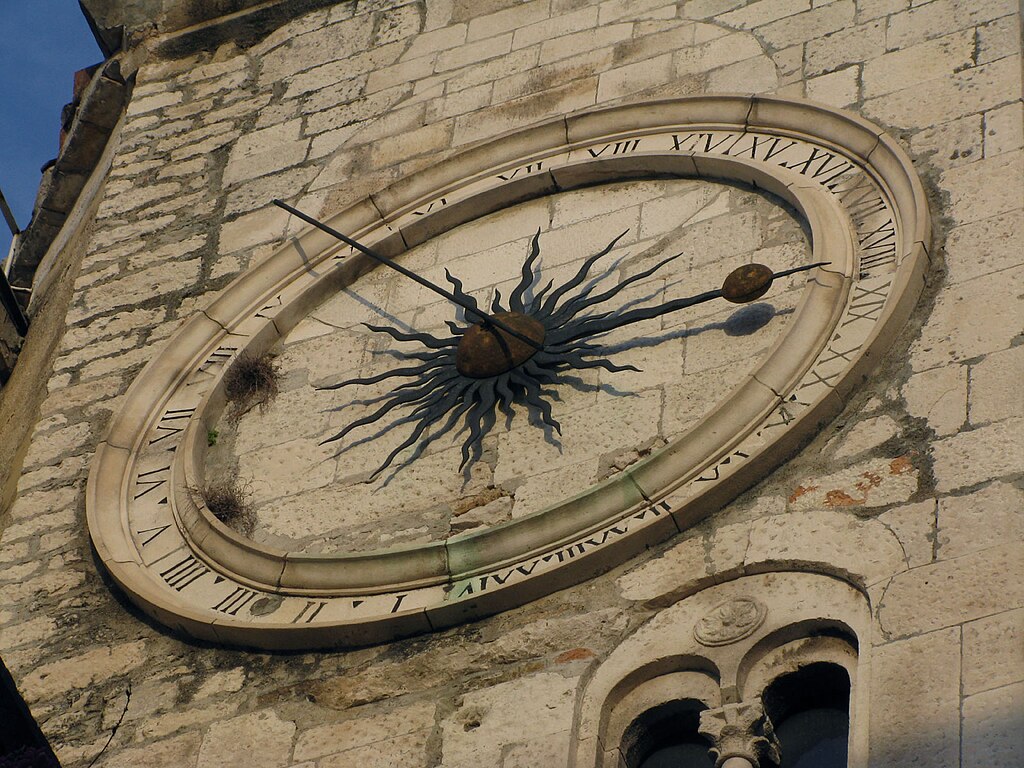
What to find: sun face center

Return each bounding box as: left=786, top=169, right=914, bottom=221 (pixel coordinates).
left=456, top=312, right=546, bottom=378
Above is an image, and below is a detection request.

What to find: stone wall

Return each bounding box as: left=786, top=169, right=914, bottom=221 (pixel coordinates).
left=0, top=1, right=1020, bottom=767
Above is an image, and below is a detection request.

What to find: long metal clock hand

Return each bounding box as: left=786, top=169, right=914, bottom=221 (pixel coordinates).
left=559, top=261, right=828, bottom=343
left=272, top=199, right=542, bottom=351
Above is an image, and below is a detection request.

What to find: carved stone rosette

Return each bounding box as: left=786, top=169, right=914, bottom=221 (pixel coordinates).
left=698, top=701, right=781, bottom=768
left=694, top=597, right=768, bottom=646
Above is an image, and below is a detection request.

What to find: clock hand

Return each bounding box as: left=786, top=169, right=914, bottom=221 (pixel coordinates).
left=272, top=199, right=542, bottom=351
left=560, top=261, right=828, bottom=343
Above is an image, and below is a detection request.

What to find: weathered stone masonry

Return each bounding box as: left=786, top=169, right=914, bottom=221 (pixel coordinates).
left=0, top=1, right=1020, bottom=766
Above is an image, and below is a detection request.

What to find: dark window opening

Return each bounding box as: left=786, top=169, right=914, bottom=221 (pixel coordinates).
left=624, top=698, right=715, bottom=768
left=763, top=662, right=850, bottom=768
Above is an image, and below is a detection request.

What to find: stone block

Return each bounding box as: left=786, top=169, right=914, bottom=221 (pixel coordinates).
left=294, top=700, right=435, bottom=761
left=436, top=33, right=514, bottom=72
left=746, top=508, right=906, bottom=585
left=863, top=56, right=1021, bottom=130
left=910, top=113, right=983, bottom=170
left=863, top=29, right=974, bottom=98
left=805, top=19, right=885, bottom=77
left=675, top=31, right=764, bottom=76
left=81, top=257, right=202, bottom=316
left=828, top=414, right=901, bottom=460
left=366, top=54, right=438, bottom=95
left=757, top=0, right=856, bottom=49
left=786, top=455, right=919, bottom=512
left=944, top=211, right=1023, bottom=285
left=718, top=0, right=809, bottom=29
left=374, top=2, right=422, bottom=46
left=196, top=709, right=296, bottom=768
left=909, top=267, right=1024, bottom=372
left=806, top=66, right=860, bottom=107
left=467, top=0, right=549, bottom=41
left=869, top=627, right=960, bottom=768
left=218, top=204, right=291, bottom=255
left=985, top=102, right=1024, bottom=157
left=617, top=534, right=709, bottom=602
left=100, top=733, right=202, bottom=768
left=513, top=6, right=598, bottom=50
left=962, top=681, right=1024, bottom=768
left=440, top=673, right=577, bottom=767
left=403, top=23, right=468, bottom=60
left=931, top=417, right=1023, bottom=493
left=877, top=542, right=1023, bottom=638
left=20, top=641, right=147, bottom=700
left=222, top=119, right=310, bottom=187
left=319, top=729, right=432, bottom=768
left=887, top=0, right=1017, bottom=50
left=537, top=23, right=632, bottom=66
left=969, top=345, right=1024, bottom=425
left=126, top=90, right=183, bottom=116
left=878, top=499, right=935, bottom=568
left=370, top=121, right=452, bottom=169
left=597, top=52, right=674, bottom=102
left=963, top=607, right=1024, bottom=696
left=707, top=55, right=778, bottom=93
left=937, top=481, right=1024, bottom=559
left=452, top=78, right=597, bottom=147
left=940, top=151, right=1023, bottom=226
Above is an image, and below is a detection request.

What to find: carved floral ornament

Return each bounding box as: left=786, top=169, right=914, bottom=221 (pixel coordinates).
left=86, top=95, right=930, bottom=649
left=694, top=597, right=768, bottom=646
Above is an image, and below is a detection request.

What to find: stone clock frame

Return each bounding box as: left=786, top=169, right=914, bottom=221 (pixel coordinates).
left=86, top=95, right=930, bottom=649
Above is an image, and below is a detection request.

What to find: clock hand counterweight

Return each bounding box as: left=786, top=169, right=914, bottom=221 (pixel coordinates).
left=560, top=260, right=828, bottom=344
left=272, top=199, right=543, bottom=351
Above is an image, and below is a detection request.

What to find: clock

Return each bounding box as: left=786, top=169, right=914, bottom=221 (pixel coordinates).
left=86, top=95, right=930, bottom=649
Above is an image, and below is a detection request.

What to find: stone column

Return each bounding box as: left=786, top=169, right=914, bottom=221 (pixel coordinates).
left=698, top=701, right=781, bottom=768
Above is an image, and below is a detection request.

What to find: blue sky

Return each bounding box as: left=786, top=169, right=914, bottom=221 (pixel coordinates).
left=1, top=1, right=103, bottom=258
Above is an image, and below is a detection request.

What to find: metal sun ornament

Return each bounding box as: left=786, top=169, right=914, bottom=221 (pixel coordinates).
left=272, top=200, right=823, bottom=480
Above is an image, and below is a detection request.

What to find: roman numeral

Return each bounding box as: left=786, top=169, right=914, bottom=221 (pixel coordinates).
left=412, top=198, right=446, bottom=216
left=187, top=345, right=239, bottom=386
left=834, top=174, right=887, bottom=223
left=780, top=147, right=855, bottom=187
left=857, top=217, right=898, bottom=275
left=841, top=281, right=891, bottom=326
left=587, top=138, right=641, bottom=157
left=291, top=600, right=326, bottom=624
left=136, top=524, right=171, bottom=546
left=695, top=451, right=749, bottom=482
left=149, top=407, right=197, bottom=445
left=159, top=554, right=208, bottom=591
left=212, top=587, right=257, bottom=615
left=798, top=366, right=842, bottom=391
left=819, top=341, right=862, bottom=366
left=255, top=294, right=283, bottom=317
left=390, top=594, right=406, bottom=613
left=671, top=132, right=741, bottom=154
left=497, top=161, right=543, bottom=181
left=133, top=465, right=171, bottom=500
left=729, top=135, right=798, bottom=162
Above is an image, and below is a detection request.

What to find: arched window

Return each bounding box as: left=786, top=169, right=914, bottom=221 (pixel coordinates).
left=623, top=699, right=715, bottom=768
left=572, top=571, right=871, bottom=768
left=763, top=663, right=850, bottom=768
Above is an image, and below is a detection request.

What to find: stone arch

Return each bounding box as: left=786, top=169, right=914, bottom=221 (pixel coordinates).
left=571, top=569, right=873, bottom=767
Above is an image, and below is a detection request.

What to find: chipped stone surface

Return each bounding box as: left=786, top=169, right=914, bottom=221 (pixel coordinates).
left=440, top=673, right=576, bottom=767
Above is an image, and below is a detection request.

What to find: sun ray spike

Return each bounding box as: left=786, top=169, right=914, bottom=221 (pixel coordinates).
left=363, top=323, right=458, bottom=348
left=509, top=228, right=542, bottom=313
left=538, top=229, right=630, bottom=317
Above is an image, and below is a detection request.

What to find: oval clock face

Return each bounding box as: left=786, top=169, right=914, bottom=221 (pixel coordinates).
left=87, top=96, right=930, bottom=649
